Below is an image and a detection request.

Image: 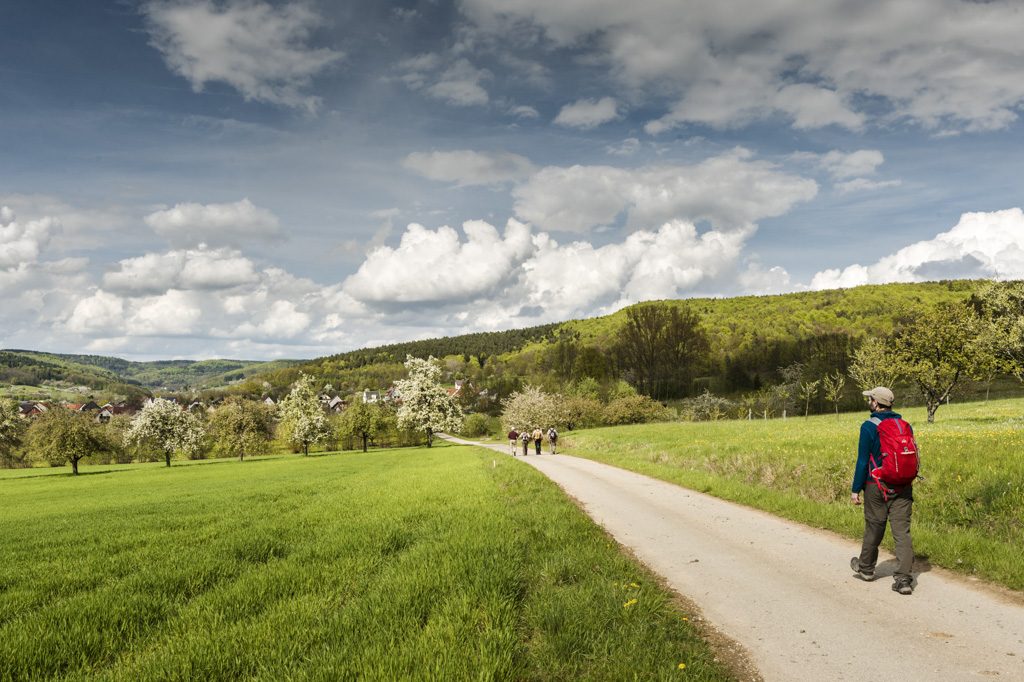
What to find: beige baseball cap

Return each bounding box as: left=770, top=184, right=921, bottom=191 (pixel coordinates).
left=862, top=386, right=894, bottom=407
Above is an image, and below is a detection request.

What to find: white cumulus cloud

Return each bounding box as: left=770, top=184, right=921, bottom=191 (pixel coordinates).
left=810, top=208, right=1024, bottom=289
left=144, top=198, right=281, bottom=247
left=343, top=219, right=534, bottom=304
left=512, top=148, right=817, bottom=233
left=520, top=221, right=750, bottom=317
left=127, top=289, right=204, bottom=336
left=0, top=207, right=57, bottom=269
left=103, top=245, right=259, bottom=294
left=67, top=290, right=126, bottom=335
left=143, top=0, right=341, bottom=111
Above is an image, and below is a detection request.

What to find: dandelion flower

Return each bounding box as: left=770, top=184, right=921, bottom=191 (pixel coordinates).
left=623, top=598, right=638, bottom=607
left=678, top=662, right=687, bottom=669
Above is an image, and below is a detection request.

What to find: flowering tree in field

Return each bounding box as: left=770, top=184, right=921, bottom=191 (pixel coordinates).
left=208, top=397, right=275, bottom=461
left=277, top=373, right=331, bottom=455
left=394, top=355, right=463, bottom=447
left=501, top=385, right=561, bottom=431
left=338, top=399, right=390, bottom=452
left=124, top=398, right=205, bottom=467
left=28, top=407, right=110, bottom=475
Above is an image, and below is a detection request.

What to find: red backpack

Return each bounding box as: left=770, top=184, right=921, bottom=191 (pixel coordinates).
left=869, top=416, right=920, bottom=492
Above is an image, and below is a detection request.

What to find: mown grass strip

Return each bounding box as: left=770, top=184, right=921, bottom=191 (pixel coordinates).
left=562, top=397, right=1024, bottom=591
left=0, top=443, right=732, bottom=680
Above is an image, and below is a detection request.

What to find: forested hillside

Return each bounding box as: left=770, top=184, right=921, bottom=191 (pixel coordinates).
left=239, top=280, right=987, bottom=411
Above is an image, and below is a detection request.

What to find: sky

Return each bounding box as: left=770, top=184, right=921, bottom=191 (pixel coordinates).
left=2, top=0, right=1024, bottom=361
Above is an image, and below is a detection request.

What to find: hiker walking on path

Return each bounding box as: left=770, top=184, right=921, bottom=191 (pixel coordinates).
left=508, top=428, right=519, bottom=456
left=521, top=430, right=530, bottom=456
left=850, top=386, right=918, bottom=595
left=532, top=427, right=543, bottom=455
left=547, top=427, right=558, bottom=454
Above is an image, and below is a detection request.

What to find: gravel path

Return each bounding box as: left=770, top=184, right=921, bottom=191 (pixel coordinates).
left=445, top=436, right=1024, bottom=681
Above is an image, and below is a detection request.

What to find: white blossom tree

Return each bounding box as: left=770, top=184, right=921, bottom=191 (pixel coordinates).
left=394, top=355, right=463, bottom=447
left=501, top=385, right=561, bottom=431
left=208, top=397, right=275, bottom=461
left=124, top=398, right=205, bottom=467
left=277, top=373, right=331, bottom=455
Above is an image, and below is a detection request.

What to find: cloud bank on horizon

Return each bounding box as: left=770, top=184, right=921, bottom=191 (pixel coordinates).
left=2, top=0, right=1024, bottom=360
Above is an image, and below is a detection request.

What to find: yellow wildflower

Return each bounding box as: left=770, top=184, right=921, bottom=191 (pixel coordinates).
left=678, top=662, right=686, bottom=670
left=623, top=598, right=638, bottom=607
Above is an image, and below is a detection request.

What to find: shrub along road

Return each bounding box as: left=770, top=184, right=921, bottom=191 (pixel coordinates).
left=443, top=435, right=1024, bottom=682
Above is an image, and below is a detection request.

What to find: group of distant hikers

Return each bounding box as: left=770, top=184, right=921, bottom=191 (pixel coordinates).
left=506, top=426, right=558, bottom=456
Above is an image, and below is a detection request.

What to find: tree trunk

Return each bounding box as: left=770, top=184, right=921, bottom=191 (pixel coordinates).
left=426, top=428, right=433, bottom=447
left=239, top=450, right=244, bottom=462
left=362, top=433, right=368, bottom=452
left=927, top=400, right=939, bottom=423
left=165, top=450, right=172, bottom=467
left=72, top=458, right=79, bottom=475
left=303, top=442, right=309, bottom=456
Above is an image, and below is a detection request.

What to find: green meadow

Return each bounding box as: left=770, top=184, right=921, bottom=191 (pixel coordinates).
left=563, top=397, right=1024, bottom=591
left=0, top=444, right=730, bottom=681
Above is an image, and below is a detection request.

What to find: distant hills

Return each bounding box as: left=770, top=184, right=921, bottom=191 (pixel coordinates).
left=1, top=280, right=986, bottom=405
left=0, top=349, right=298, bottom=401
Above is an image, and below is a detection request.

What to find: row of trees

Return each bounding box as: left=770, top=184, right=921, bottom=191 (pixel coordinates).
left=0, top=356, right=466, bottom=473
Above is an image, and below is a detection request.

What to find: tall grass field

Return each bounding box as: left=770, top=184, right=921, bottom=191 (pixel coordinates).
left=563, top=396, right=1024, bottom=591
left=0, top=444, right=731, bottom=681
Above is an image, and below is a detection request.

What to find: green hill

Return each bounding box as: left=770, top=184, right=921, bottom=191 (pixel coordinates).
left=0, top=349, right=298, bottom=400
left=244, top=280, right=983, bottom=404
left=1, top=280, right=992, bottom=406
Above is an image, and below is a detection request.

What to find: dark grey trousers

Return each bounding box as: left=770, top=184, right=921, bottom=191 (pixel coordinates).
left=858, top=484, right=914, bottom=580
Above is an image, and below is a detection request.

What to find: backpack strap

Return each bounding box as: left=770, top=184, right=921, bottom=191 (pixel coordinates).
left=867, top=416, right=892, bottom=499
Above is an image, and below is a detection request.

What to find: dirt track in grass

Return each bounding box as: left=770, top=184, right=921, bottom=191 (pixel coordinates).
left=445, top=436, right=1024, bottom=682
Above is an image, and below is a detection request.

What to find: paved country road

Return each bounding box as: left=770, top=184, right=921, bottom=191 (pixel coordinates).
left=442, top=435, right=1024, bottom=682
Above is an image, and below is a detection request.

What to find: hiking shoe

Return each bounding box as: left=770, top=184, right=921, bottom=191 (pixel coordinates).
left=893, top=577, right=914, bottom=595
left=850, top=557, right=876, bottom=581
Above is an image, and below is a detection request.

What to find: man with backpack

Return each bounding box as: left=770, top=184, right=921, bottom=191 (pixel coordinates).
left=508, top=428, right=519, bottom=456
left=850, top=386, right=919, bottom=596
left=547, top=427, right=558, bottom=454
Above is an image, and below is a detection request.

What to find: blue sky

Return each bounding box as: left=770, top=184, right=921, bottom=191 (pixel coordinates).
left=2, top=0, right=1024, bottom=360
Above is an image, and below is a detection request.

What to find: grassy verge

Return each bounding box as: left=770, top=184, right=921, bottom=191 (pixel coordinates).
left=561, top=397, right=1024, bottom=592
left=0, top=443, right=731, bottom=680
